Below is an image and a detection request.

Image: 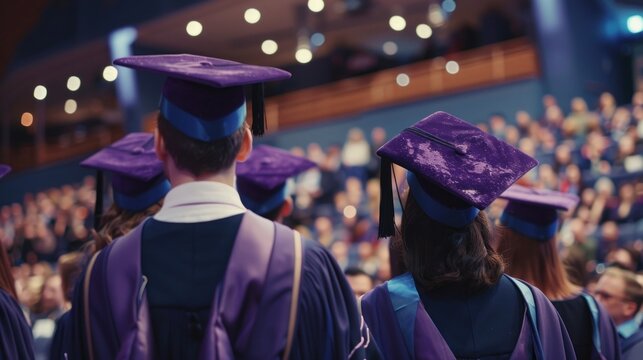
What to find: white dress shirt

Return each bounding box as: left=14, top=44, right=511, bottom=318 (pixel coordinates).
left=153, top=181, right=246, bottom=223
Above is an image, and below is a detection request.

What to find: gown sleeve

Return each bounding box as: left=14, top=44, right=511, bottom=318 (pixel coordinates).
left=0, top=289, right=35, bottom=360
left=288, top=239, right=381, bottom=359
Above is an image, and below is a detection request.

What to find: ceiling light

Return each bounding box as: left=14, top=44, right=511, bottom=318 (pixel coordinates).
left=295, top=48, right=313, bottom=64
left=261, top=40, right=278, bottom=55
left=396, top=73, right=410, bottom=87
left=442, top=0, right=456, bottom=13
left=428, top=4, right=446, bottom=27
left=67, top=76, right=81, bottom=91
left=103, top=66, right=118, bottom=82
left=311, top=32, right=325, bottom=47
left=64, top=99, right=77, bottom=114
left=382, top=41, right=398, bottom=56
left=21, top=112, right=33, bottom=127
left=33, top=85, right=47, bottom=100
left=389, top=15, right=407, bottom=31
left=416, top=24, right=433, bottom=39
left=627, top=15, right=643, bottom=34
left=308, top=0, right=325, bottom=13
left=445, top=60, right=460, bottom=74
left=244, top=8, right=261, bottom=24
left=186, top=21, right=203, bottom=36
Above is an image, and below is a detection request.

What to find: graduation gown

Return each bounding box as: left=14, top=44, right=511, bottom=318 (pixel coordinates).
left=361, top=273, right=577, bottom=360
left=61, top=211, right=373, bottom=359
left=0, top=288, right=35, bottom=360
left=553, top=293, right=621, bottom=360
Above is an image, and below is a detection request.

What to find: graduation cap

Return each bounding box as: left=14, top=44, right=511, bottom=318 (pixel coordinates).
left=0, top=165, right=10, bottom=179
left=113, top=54, right=291, bottom=141
left=81, top=133, right=171, bottom=228
left=377, top=111, right=538, bottom=236
left=236, top=145, right=316, bottom=215
left=499, top=185, right=579, bottom=241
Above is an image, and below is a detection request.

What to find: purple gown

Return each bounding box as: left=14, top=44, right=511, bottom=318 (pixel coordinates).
left=0, top=289, right=35, bottom=360
left=63, top=212, right=372, bottom=359
left=361, top=273, right=577, bottom=360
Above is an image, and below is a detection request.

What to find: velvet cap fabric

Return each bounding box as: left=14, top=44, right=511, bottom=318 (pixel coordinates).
left=81, top=132, right=170, bottom=211
left=113, top=54, right=291, bottom=141
left=377, top=111, right=538, bottom=234
left=499, top=185, right=579, bottom=241
left=237, top=145, right=316, bottom=214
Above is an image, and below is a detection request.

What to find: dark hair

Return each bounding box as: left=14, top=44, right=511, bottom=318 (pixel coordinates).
left=344, top=267, right=371, bottom=278
left=260, top=203, right=285, bottom=222
left=496, top=226, right=576, bottom=299
left=157, top=114, right=245, bottom=176
left=400, top=193, right=504, bottom=291
left=0, top=247, right=17, bottom=299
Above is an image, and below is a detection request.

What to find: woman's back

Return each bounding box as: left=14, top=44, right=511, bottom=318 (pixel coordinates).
left=420, top=275, right=524, bottom=359
left=552, top=295, right=593, bottom=360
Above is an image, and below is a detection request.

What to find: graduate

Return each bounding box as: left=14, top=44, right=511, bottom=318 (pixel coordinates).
left=361, top=111, right=576, bottom=359
left=496, top=185, right=621, bottom=360
left=67, top=54, right=374, bottom=359
left=80, top=132, right=171, bottom=250
left=50, top=132, right=171, bottom=359
left=236, top=144, right=315, bottom=222
left=0, top=165, right=35, bottom=360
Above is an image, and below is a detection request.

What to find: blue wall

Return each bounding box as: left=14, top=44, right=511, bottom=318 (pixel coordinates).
left=260, top=78, right=544, bottom=149
left=0, top=78, right=544, bottom=205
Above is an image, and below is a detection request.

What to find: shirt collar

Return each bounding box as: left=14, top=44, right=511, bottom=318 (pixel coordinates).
left=154, top=181, right=246, bottom=223
left=618, top=318, right=641, bottom=339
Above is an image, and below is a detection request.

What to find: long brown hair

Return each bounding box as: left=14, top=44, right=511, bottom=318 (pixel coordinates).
left=0, top=246, right=17, bottom=299
left=401, top=193, right=504, bottom=291
left=93, top=202, right=162, bottom=253
left=496, top=226, right=577, bottom=299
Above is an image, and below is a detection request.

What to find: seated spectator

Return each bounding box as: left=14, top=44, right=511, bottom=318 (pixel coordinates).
left=589, top=177, right=616, bottom=225
left=563, top=97, right=596, bottom=142
left=597, top=92, right=617, bottom=130
left=344, top=267, right=374, bottom=299
left=594, top=267, right=643, bottom=360
left=31, top=274, right=65, bottom=359
left=341, top=128, right=371, bottom=185
left=601, top=183, right=642, bottom=224
left=605, top=247, right=640, bottom=273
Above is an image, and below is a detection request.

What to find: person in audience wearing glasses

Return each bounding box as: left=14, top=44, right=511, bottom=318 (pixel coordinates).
left=0, top=165, right=35, bottom=359
left=50, top=132, right=171, bottom=360
left=495, top=185, right=621, bottom=359
left=361, top=111, right=576, bottom=359
left=67, top=54, right=376, bottom=359
left=236, top=145, right=315, bottom=223
left=594, top=267, right=643, bottom=360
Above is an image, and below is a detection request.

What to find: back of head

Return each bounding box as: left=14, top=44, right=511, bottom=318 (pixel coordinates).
left=402, top=192, right=504, bottom=291
left=496, top=226, right=576, bottom=299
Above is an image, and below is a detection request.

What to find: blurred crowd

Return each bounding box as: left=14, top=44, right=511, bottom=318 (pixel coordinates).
left=1, top=90, right=642, bottom=358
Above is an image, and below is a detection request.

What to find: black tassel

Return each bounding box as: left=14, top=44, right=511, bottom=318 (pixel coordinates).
left=378, top=158, right=395, bottom=238
left=251, top=84, right=266, bottom=136
left=93, top=170, right=104, bottom=231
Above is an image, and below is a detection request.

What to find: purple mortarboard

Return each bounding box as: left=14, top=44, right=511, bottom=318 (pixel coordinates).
left=237, top=145, right=316, bottom=216
left=113, top=54, right=291, bottom=141
left=377, top=111, right=538, bottom=236
left=81, top=133, right=170, bottom=218
left=0, top=165, right=10, bottom=179
left=499, top=185, right=579, bottom=241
